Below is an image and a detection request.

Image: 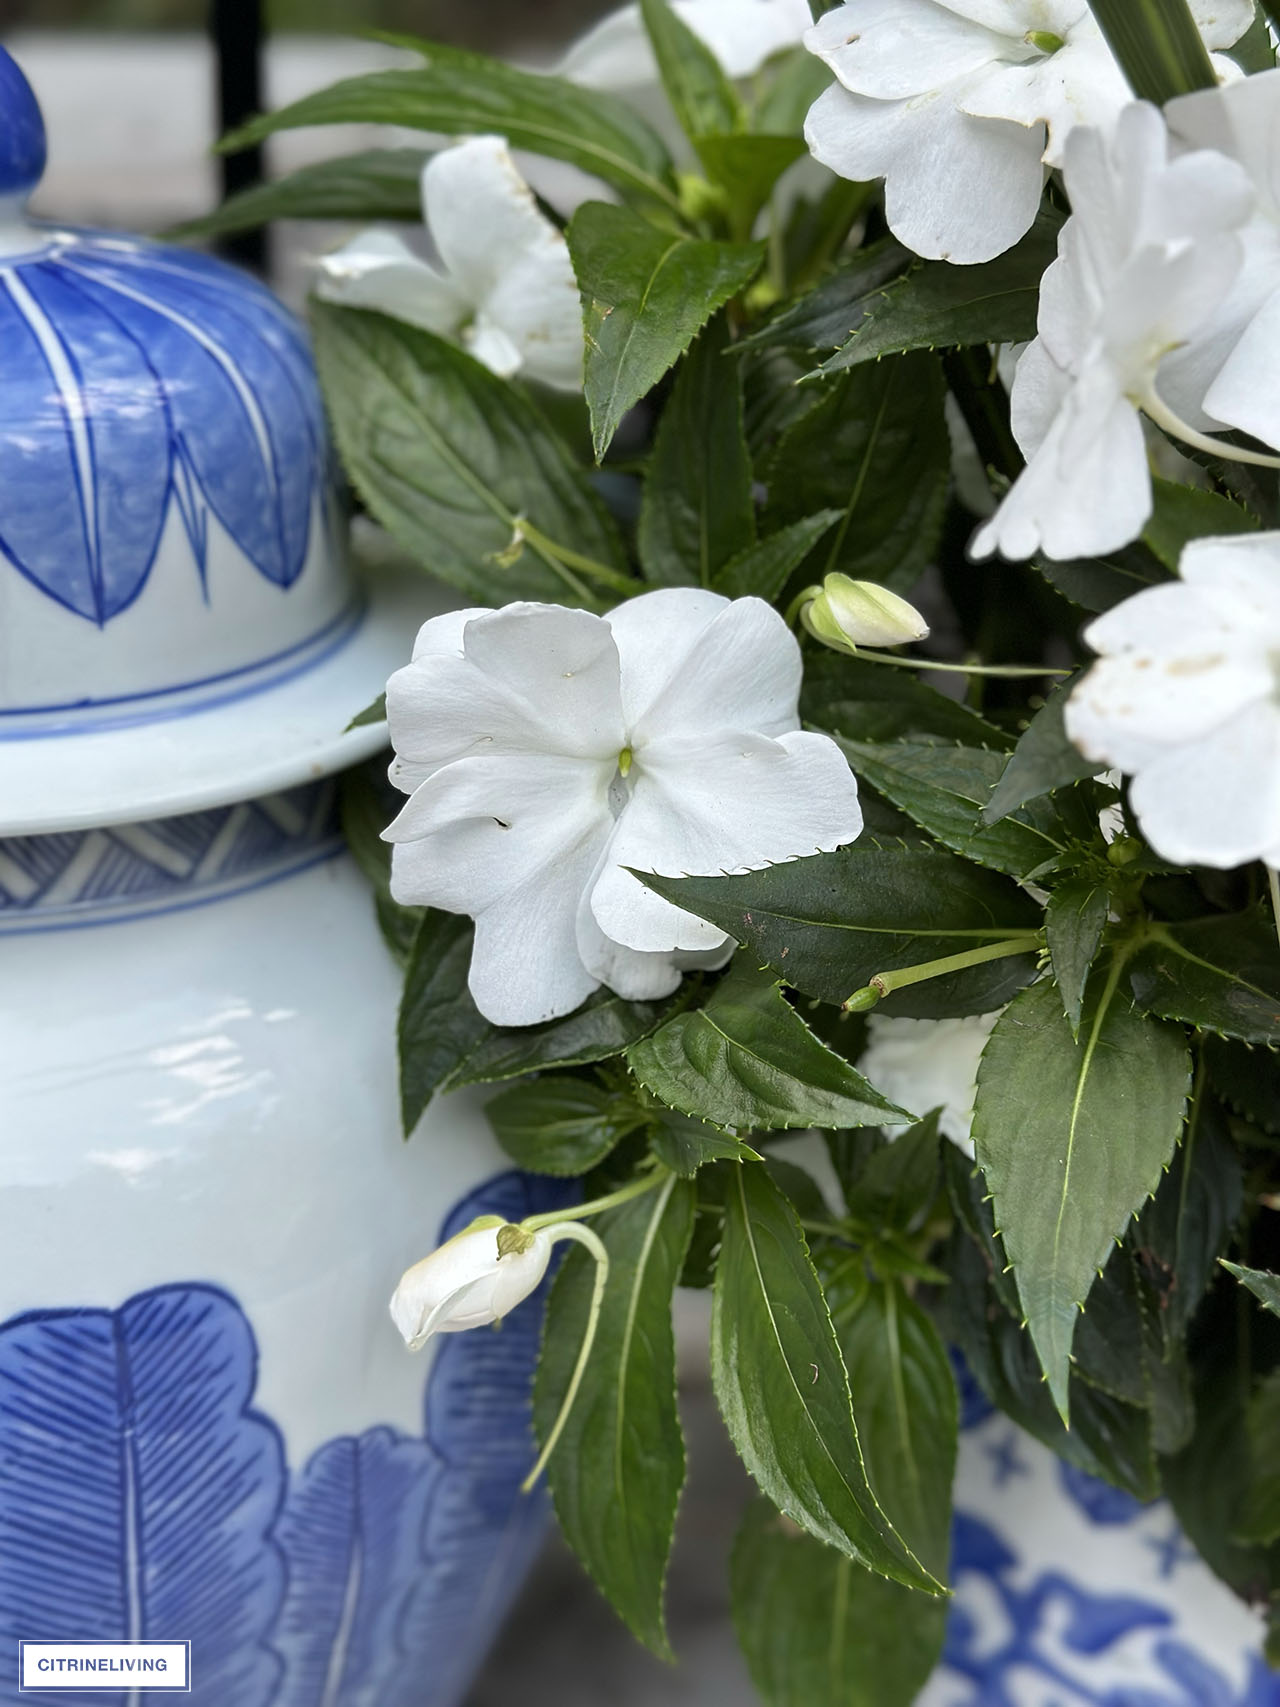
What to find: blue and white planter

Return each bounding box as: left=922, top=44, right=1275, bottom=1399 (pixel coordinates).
left=0, top=803, right=561, bottom=1707
left=0, top=44, right=553, bottom=1707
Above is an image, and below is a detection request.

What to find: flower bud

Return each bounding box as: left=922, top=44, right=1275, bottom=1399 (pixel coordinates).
left=390, top=1215, right=553, bottom=1350
left=803, top=575, right=930, bottom=653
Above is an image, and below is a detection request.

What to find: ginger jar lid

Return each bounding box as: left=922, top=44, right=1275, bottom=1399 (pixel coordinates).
left=0, top=48, right=436, bottom=837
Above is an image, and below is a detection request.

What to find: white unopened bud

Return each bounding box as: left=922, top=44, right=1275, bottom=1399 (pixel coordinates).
left=803, top=574, right=930, bottom=652
left=390, top=1215, right=553, bottom=1350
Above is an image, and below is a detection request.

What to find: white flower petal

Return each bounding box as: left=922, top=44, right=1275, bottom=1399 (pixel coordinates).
left=858, top=1010, right=1002, bottom=1156
left=941, top=0, right=1086, bottom=31
left=804, top=78, right=1046, bottom=263
left=609, top=592, right=802, bottom=743
left=1201, top=288, right=1280, bottom=451
left=576, top=892, right=733, bottom=1001
left=387, top=752, right=610, bottom=910
left=805, top=0, right=1009, bottom=101
left=1167, top=68, right=1280, bottom=223
left=589, top=729, right=862, bottom=952
left=1066, top=646, right=1268, bottom=776
left=959, top=38, right=1133, bottom=167
left=385, top=603, right=624, bottom=793
left=387, top=752, right=614, bottom=1025
left=1188, top=0, right=1254, bottom=48
left=423, top=136, right=582, bottom=389
left=973, top=362, right=1150, bottom=561
left=1180, top=533, right=1280, bottom=637
left=313, top=229, right=465, bottom=336
left=1129, top=698, right=1280, bottom=869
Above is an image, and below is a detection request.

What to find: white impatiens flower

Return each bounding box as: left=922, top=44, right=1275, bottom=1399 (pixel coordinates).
left=390, top=1218, right=553, bottom=1349
left=314, top=135, right=582, bottom=391
left=1162, top=69, right=1280, bottom=451
left=384, top=589, right=863, bottom=1027
left=858, top=1011, right=1002, bottom=1159
left=1065, top=532, right=1280, bottom=870
left=803, top=0, right=1251, bottom=264
left=972, top=102, right=1254, bottom=562
left=558, top=0, right=812, bottom=92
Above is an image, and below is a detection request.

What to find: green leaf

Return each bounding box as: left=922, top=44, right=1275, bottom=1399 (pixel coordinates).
left=803, top=650, right=1008, bottom=748
left=973, top=973, right=1192, bottom=1418
left=982, top=683, right=1098, bottom=824
left=485, top=1078, right=641, bottom=1176
left=711, top=1165, right=942, bottom=1591
left=1033, top=542, right=1171, bottom=612
left=311, top=304, right=629, bottom=607
left=1142, top=477, right=1259, bottom=571
left=742, top=238, right=913, bottom=356
left=714, top=511, right=841, bottom=601
left=841, top=1116, right=943, bottom=1239
left=730, top=1275, right=955, bottom=1707
left=1087, top=0, right=1217, bottom=103
left=219, top=47, right=679, bottom=214
left=640, top=0, right=742, bottom=141
left=1237, top=1370, right=1280, bottom=1546
left=763, top=352, right=950, bottom=592
left=648, top=1110, right=761, bottom=1175
left=944, top=1223, right=1159, bottom=1497
left=1205, top=1033, right=1280, bottom=1132
left=1071, top=1241, right=1194, bottom=1453
left=1046, top=877, right=1110, bottom=1036
left=639, top=848, right=1040, bottom=1017
left=1135, top=1087, right=1242, bottom=1348
left=731, top=1499, right=946, bottom=1707
left=448, top=988, right=668, bottom=1090
left=398, top=912, right=493, bottom=1133
left=1222, top=1260, right=1280, bottom=1318
left=339, top=761, right=422, bottom=964
left=637, top=315, right=754, bottom=588
left=344, top=692, right=387, bottom=732
left=836, top=1283, right=956, bottom=1579
left=568, top=202, right=765, bottom=460
left=168, top=147, right=428, bottom=240
left=752, top=45, right=834, bottom=135
left=400, top=920, right=666, bottom=1124
left=817, top=211, right=1062, bottom=374
left=534, top=1175, right=695, bottom=1654
left=1129, top=910, right=1280, bottom=1045
left=838, top=738, right=1075, bottom=879
left=628, top=959, right=914, bottom=1132
left=695, top=133, right=809, bottom=235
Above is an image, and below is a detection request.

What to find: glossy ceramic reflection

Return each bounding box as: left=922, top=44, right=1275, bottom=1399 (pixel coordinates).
left=0, top=813, right=558, bottom=1707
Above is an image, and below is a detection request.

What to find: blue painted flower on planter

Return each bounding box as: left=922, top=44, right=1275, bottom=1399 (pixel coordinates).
left=0, top=1172, right=566, bottom=1707
left=0, top=234, right=326, bottom=625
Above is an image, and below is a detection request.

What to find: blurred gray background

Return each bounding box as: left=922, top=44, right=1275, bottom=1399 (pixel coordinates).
left=0, top=9, right=764, bottom=1699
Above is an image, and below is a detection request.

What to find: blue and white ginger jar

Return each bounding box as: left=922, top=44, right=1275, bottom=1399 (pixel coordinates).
left=0, top=46, right=552, bottom=1707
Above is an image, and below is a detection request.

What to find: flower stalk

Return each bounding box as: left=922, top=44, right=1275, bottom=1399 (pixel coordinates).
left=1086, top=0, right=1218, bottom=102
left=843, top=936, right=1041, bottom=1012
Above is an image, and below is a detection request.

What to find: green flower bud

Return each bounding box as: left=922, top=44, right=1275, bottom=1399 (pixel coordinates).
left=802, top=574, right=930, bottom=654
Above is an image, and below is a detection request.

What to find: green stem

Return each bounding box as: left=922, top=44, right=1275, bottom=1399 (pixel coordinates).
left=1141, top=390, right=1280, bottom=471
left=854, top=648, right=1070, bottom=679
left=843, top=935, right=1040, bottom=1011
left=521, top=1167, right=665, bottom=1233
left=1269, top=866, right=1280, bottom=958
left=520, top=1219, right=610, bottom=1492
left=1087, top=0, right=1217, bottom=102
left=518, top=520, right=641, bottom=600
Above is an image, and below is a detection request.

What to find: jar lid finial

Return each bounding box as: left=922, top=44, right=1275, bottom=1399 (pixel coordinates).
left=0, top=49, right=47, bottom=202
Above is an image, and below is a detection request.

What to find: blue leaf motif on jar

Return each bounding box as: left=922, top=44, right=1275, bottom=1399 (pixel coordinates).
left=0, top=48, right=327, bottom=630
left=0, top=240, right=326, bottom=624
